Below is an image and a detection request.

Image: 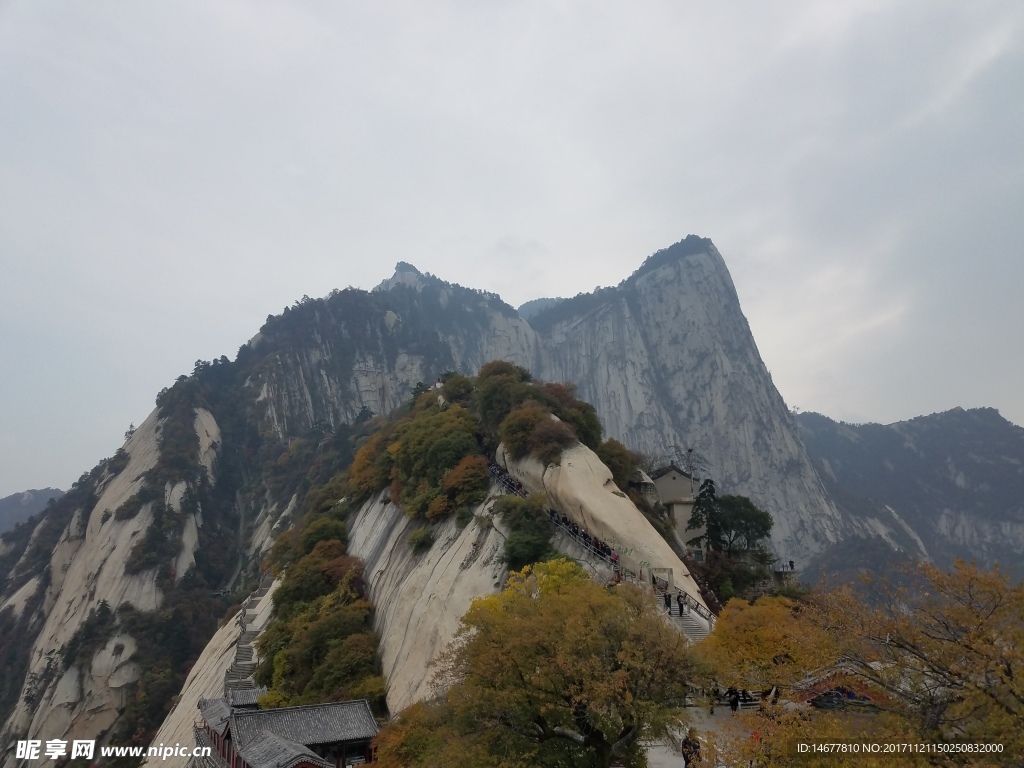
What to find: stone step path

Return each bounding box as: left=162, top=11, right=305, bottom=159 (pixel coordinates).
left=221, top=573, right=276, bottom=697
left=225, top=684, right=258, bottom=696
left=490, top=460, right=716, bottom=643
left=676, top=611, right=711, bottom=642
left=655, top=585, right=712, bottom=642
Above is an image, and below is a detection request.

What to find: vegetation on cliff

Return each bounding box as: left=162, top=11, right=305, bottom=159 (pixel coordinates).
left=347, top=361, right=604, bottom=522
left=255, top=361, right=620, bottom=716
left=256, top=529, right=385, bottom=711
left=256, top=464, right=387, bottom=713
left=490, top=494, right=556, bottom=570
left=686, top=477, right=776, bottom=601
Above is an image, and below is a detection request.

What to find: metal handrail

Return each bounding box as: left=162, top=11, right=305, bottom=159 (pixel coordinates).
left=653, top=578, right=716, bottom=630
left=489, top=462, right=714, bottom=630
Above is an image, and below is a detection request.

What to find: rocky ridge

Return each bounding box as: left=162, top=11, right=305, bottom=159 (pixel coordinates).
left=0, top=405, right=234, bottom=767
left=798, top=407, right=1024, bottom=579
left=247, top=238, right=842, bottom=564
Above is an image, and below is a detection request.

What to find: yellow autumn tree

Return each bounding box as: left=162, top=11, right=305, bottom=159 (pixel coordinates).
left=698, top=595, right=840, bottom=691
left=714, top=706, right=929, bottom=768
left=375, top=559, right=706, bottom=768
left=810, top=559, right=1024, bottom=756
left=702, top=560, right=1023, bottom=766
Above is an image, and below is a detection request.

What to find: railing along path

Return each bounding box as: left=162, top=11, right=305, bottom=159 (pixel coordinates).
left=488, top=462, right=716, bottom=633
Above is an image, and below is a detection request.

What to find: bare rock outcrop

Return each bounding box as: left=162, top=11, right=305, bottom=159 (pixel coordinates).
left=499, top=442, right=708, bottom=616
left=1, top=408, right=224, bottom=767
left=346, top=491, right=508, bottom=714
left=530, top=240, right=843, bottom=562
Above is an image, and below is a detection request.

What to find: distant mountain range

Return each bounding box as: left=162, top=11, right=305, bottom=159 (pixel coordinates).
left=798, top=407, right=1024, bottom=581
left=0, top=488, right=62, bottom=535
left=516, top=297, right=564, bottom=320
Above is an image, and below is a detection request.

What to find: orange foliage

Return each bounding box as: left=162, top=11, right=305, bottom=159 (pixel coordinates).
left=308, top=539, right=345, bottom=561
left=426, top=495, right=451, bottom=518
left=442, top=454, right=487, bottom=490
left=348, top=431, right=390, bottom=497
left=323, top=555, right=364, bottom=589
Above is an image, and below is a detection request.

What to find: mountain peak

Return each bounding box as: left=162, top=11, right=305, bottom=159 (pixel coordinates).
left=374, top=262, right=425, bottom=293
left=624, top=235, right=715, bottom=284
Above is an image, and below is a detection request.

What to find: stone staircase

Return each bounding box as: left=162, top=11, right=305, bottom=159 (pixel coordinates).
left=223, top=574, right=274, bottom=694
left=654, top=583, right=712, bottom=643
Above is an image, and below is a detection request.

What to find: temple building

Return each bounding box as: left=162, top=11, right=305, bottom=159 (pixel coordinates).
left=193, top=695, right=378, bottom=768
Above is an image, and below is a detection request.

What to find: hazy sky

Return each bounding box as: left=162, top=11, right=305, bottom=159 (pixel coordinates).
left=2, top=1, right=1022, bottom=497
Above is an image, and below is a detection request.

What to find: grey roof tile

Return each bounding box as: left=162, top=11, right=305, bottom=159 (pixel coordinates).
left=190, top=725, right=227, bottom=768
left=199, top=697, right=233, bottom=733
left=237, top=731, right=334, bottom=768
left=230, top=700, right=378, bottom=749
left=228, top=687, right=268, bottom=708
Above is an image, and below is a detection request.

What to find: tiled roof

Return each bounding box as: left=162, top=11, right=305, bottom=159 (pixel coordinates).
left=199, top=697, right=233, bottom=733
left=191, top=725, right=227, bottom=768
left=237, top=731, right=334, bottom=768
left=650, top=462, right=693, bottom=481
left=228, top=687, right=268, bottom=708
left=630, top=468, right=656, bottom=486
left=230, top=700, right=378, bottom=750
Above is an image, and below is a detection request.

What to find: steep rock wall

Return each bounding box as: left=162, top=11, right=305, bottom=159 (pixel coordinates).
left=2, top=411, right=164, bottom=755
left=499, top=443, right=708, bottom=615
left=346, top=491, right=508, bottom=714
left=1, top=408, right=223, bottom=766
left=532, top=242, right=842, bottom=562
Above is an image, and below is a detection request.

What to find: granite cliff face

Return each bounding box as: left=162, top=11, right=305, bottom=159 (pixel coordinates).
left=529, top=239, right=842, bottom=560
left=0, top=407, right=232, bottom=767
left=245, top=240, right=841, bottom=563
left=345, top=490, right=509, bottom=714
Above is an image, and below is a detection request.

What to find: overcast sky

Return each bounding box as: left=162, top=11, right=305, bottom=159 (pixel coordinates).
left=1, top=1, right=1022, bottom=497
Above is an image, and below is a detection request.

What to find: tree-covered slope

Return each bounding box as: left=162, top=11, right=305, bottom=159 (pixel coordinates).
left=798, top=407, right=1024, bottom=576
